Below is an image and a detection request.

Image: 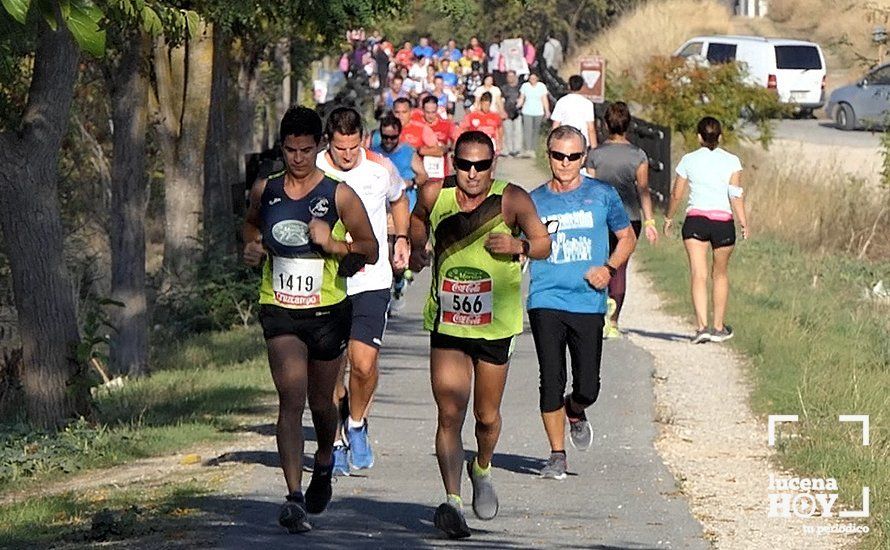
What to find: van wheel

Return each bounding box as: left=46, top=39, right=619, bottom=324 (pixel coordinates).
left=835, top=103, right=856, bottom=131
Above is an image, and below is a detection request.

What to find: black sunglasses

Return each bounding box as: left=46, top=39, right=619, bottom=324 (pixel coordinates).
left=454, top=157, right=494, bottom=172
left=548, top=150, right=585, bottom=162
left=380, top=133, right=400, bottom=140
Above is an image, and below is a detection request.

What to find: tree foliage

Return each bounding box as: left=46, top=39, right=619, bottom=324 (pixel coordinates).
left=629, top=56, right=790, bottom=148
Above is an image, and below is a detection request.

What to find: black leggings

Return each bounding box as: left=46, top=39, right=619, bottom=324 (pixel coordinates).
left=529, top=308, right=604, bottom=413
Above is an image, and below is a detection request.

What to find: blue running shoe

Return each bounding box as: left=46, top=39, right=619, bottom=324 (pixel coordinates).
left=332, top=443, right=350, bottom=476
left=346, top=421, right=374, bottom=470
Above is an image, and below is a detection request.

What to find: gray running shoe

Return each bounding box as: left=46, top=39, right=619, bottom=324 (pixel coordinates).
left=709, top=325, right=734, bottom=343
left=279, top=498, right=311, bottom=533
left=565, top=396, right=593, bottom=451
left=540, top=452, right=567, bottom=480
left=466, top=460, right=499, bottom=520
left=434, top=500, right=471, bottom=539
left=691, top=328, right=711, bottom=344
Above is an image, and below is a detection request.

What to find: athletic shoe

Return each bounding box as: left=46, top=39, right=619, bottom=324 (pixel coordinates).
left=466, top=459, right=499, bottom=520
left=709, top=325, right=734, bottom=343
left=565, top=396, right=593, bottom=451
left=603, top=322, right=621, bottom=339
left=403, top=269, right=414, bottom=283
left=389, top=291, right=406, bottom=314
left=691, top=328, right=711, bottom=344
left=540, top=452, right=567, bottom=480
left=279, top=495, right=311, bottom=533
left=305, top=455, right=333, bottom=514
left=434, top=500, right=471, bottom=539
left=332, top=443, right=350, bottom=476
left=606, top=297, right=617, bottom=318
left=346, top=421, right=374, bottom=470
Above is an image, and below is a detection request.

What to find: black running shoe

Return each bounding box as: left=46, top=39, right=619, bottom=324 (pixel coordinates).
left=279, top=493, right=311, bottom=533
left=305, top=455, right=333, bottom=514
left=434, top=502, right=471, bottom=539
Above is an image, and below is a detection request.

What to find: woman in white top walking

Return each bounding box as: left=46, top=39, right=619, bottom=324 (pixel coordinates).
left=663, top=117, right=749, bottom=344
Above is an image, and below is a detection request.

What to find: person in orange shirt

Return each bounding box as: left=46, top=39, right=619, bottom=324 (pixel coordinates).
left=393, top=97, right=445, bottom=181
left=394, top=41, right=414, bottom=70
left=419, top=95, right=458, bottom=176
left=459, top=92, right=503, bottom=155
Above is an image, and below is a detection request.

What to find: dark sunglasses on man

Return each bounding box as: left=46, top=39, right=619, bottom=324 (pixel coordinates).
left=453, top=157, right=493, bottom=173
left=380, top=132, right=400, bottom=141
left=548, top=150, right=584, bottom=162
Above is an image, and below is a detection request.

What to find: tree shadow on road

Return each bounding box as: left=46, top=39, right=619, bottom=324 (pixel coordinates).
left=623, top=328, right=689, bottom=342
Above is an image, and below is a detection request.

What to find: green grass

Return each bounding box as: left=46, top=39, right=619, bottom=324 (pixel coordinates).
left=0, top=326, right=274, bottom=492
left=638, top=232, right=890, bottom=548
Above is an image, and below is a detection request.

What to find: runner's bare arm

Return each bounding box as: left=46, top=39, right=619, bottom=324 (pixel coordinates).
left=636, top=159, right=658, bottom=243
left=492, top=184, right=550, bottom=260
left=328, top=184, right=379, bottom=264
left=408, top=181, right=440, bottom=271
left=727, top=170, right=748, bottom=239
left=242, top=178, right=268, bottom=266
left=608, top=225, right=637, bottom=271
left=412, top=152, right=429, bottom=186
left=663, top=175, right=688, bottom=236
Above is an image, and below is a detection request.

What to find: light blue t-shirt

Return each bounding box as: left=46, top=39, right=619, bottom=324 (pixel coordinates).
left=527, top=177, right=630, bottom=314
left=520, top=81, right=549, bottom=117
left=675, top=147, right=742, bottom=216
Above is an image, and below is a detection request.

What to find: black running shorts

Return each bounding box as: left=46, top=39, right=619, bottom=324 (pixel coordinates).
left=681, top=215, right=736, bottom=248
left=429, top=332, right=515, bottom=366
left=348, top=288, right=391, bottom=348
left=259, top=301, right=351, bottom=361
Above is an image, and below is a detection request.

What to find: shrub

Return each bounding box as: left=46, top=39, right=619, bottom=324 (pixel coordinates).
left=628, top=56, right=790, bottom=148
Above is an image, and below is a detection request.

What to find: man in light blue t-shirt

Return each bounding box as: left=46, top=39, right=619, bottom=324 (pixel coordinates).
left=527, top=126, right=636, bottom=480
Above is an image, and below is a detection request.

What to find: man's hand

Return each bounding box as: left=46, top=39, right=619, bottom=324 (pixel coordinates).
left=484, top=233, right=521, bottom=255
left=584, top=266, right=611, bottom=290
left=409, top=247, right=430, bottom=272
left=243, top=236, right=265, bottom=267
left=309, top=218, right=332, bottom=252
left=645, top=224, right=659, bottom=244
left=393, top=237, right=410, bottom=270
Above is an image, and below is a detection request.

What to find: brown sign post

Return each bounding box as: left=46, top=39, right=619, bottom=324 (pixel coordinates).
left=579, top=56, right=606, bottom=103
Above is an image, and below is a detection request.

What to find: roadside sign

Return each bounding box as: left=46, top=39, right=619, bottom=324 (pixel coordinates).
left=579, top=57, right=606, bottom=103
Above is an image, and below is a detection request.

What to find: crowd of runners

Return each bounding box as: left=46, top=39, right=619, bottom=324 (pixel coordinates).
left=241, top=32, right=749, bottom=538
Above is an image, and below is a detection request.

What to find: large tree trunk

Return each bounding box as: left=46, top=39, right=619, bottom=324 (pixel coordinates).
left=108, top=31, right=151, bottom=377
left=203, top=28, right=236, bottom=255
left=151, top=21, right=213, bottom=286
left=0, top=23, right=90, bottom=429
left=233, top=39, right=264, bottom=181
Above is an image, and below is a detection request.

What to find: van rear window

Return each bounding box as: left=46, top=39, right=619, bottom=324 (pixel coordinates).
left=775, top=46, right=822, bottom=70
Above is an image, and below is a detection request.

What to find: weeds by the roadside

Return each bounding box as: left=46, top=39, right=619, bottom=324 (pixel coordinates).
left=638, top=235, right=889, bottom=548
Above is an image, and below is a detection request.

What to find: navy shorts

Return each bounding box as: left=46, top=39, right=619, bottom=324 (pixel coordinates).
left=258, top=301, right=350, bottom=361
left=348, top=288, right=391, bottom=348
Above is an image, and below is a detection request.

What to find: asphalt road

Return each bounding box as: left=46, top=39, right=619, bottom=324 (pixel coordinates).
left=212, top=157, right=709, bottom=549
left=773, top=118, right=881, bottom=149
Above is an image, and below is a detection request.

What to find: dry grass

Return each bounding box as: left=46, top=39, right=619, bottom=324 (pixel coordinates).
left=564, top=0, right=732, bottom=80
left=740, top=146, right=890, bottom=260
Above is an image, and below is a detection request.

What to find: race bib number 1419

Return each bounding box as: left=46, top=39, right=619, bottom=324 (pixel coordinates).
left=272, top=256, right=324, bottom=308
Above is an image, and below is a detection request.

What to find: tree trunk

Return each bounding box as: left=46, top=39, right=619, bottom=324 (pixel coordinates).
left=0, top=23, right=90, bottom=429
left=108, top=31, right=151, bottom=377
left=233, top=38, right=264, bottom=181
left=203, top=27, right=236, bottom=255
left=151, top=20, right=213, bottom=286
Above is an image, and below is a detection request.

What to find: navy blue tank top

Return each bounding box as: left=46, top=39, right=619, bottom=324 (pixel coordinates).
left=259, top=172, right=340, bottom=258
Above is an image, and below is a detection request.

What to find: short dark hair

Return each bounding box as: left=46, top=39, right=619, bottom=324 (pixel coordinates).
left=546, top=125, right=585, bottom=150
left=280, top=105, right=323, bottom=145
left=379, top=114, right=402, bottom=134
left=393, top=97, right=411, bottom=109
left=480, top=91, right=492, bottom=102
left=325, top=107, right=364, bottom=139
left=421, top=95, right=439, bottom=108
left=698, top=116, right=722, bottom=150
left=568, top=75, right=584, bottom=91
left=454, top=130, right=494, bottom=159
left=604, top=101, right=631, bottom=135
left=392, top=74, right=403, bottom=82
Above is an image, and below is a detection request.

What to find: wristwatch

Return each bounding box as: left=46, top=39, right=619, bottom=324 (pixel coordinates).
left=604, top=263, right=617, bottom=276
left=520, top=239, right=531, bottom=255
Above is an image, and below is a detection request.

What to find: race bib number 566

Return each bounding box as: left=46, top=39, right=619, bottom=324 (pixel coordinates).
left=272, top=256, right=324, bottom=308
left=440, top=267, right=492, bottom=326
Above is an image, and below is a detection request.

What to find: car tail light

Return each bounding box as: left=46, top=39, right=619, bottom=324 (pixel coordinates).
left=767, top=74, right=777, bottom=89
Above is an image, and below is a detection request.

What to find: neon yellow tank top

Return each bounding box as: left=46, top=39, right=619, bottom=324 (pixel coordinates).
left=423, top=180, right=522, bottom=339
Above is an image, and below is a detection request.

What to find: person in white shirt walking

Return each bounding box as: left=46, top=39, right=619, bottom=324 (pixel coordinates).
left=550, top=75, right=597, bottom=149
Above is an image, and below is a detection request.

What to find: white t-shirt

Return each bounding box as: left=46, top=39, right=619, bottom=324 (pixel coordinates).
left=316, top=148, right=405, bottom=295
left=473, top=85, right=503, bottom=112
left=550, top=93, right=595, bottom=144
left=675, top=147, right=742, bottom=215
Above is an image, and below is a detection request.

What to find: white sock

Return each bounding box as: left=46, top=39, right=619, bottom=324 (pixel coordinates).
left=347, top=416, right=365, bottom=430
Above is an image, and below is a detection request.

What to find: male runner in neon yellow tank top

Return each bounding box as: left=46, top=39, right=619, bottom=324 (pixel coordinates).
left=409, top=131, right=551, bottom=538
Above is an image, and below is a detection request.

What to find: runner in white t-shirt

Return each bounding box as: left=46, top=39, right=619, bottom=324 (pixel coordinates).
left=316, top=107, right=408, bottom=476
left=550, top=75, right=597, bottom=149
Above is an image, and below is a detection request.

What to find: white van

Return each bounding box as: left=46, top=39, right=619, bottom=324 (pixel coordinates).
left=674, top=35, right=827, bottom=114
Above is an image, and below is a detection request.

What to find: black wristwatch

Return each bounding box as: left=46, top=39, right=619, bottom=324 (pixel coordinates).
left=520, top=239, right=530, bottom=255
left=395, top=234, right=410, bottom=244
left=604, top=263, right=617, bottom=276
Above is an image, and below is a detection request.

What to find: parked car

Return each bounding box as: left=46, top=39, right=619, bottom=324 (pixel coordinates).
left=825, top=63, right=890, bottom=130
left=674, top=35, right=827, bottom=115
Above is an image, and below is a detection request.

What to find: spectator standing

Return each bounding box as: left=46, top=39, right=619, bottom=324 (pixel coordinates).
left=524, top=38, right=537, bottom=69
left=550, top=75, right=597, bottom=149
left=517, top=72, right=550, bottom=157
left=501, top=70, right=523, bottom=157
left=542, top=35, right=564, bottom=72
